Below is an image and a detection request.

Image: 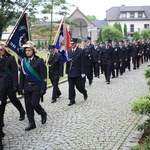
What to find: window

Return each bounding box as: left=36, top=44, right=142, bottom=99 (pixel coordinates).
left=130, top=24, right=134, bottom=32
left=122, top=13, right=127, bottom=18
left=138, top=12, right=143, bottom=18
left=130, top=13, right=135, bottom=18
left=144, top=24, right=150, bottom=29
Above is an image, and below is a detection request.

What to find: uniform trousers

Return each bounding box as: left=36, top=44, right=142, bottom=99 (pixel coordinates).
left=68, top=76, right=87, bottom=103
left=112, top=63, right=119, bottom=78
left=4, top=87, right=24, bottom=112
left=103, top=63, right=112, bottom=82
left=100, top=62, right=104, bottom=74
left=126, top=58, right=131, bottom=71
left=50, top=78, right=61, bottom=100
left=0, top=89, right=6, bottom=138
left=119, top=60, right=126, bottom=74
left=144, top=52, right=149, bottom=62
left=0, top=101, right=5, bottom=137
left=93, top=62, right=100, bottom=77
left=132, top=57, right=140, bottom=69
left=24, top=90, right=44, bottom=122
left=85, top=65, right=93, bottom=84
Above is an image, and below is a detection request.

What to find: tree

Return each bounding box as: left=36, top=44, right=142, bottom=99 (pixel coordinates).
left=141, top=29, right=150, bottom=41
left=0, top=0, right=42, bottom=39
left=44, top=40, right=48, bottom=47
left=118, top=22, right=123, bottom=33
left=37, top=39, right=41, bottom=49
left=41, top=41, right=44, bottom=49
left=101, top=25, right=124, bottom=43
left=41, top=0, right=74, bottom=44
left=123, top=23, right=128, bottom=38
left=133, top=32, right=141, bottom=40
left=0, top=0, right=74, bottom=41
left=0, top=0, right=16, bottom=38
left=113, top=22, right=122, bottom=33
left=98, top=28, right=103, bottom=42
left=86, top=15, right=97, bottom=21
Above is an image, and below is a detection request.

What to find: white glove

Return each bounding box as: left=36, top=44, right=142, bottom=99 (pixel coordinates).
left=81, top=74, right=85, bottom=78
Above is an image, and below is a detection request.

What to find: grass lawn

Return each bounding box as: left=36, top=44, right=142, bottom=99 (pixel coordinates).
left=36, top=50, right=47, bottom=60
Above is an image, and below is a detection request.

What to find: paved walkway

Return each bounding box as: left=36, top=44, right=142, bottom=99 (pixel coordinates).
left=2, top=62, right=149, bottom=150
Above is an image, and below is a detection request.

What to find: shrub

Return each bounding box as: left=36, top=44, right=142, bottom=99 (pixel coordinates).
left=131, top=65, right=150, bottom=149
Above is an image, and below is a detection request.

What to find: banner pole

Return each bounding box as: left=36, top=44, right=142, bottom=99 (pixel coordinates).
left=45, top=19, right=64, bottom=65
left=6, top=3, right=29, bottom=44
left=53, top=18, right=64, bottom=45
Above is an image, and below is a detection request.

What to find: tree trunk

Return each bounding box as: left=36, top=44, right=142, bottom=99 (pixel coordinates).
left=0, top=28, right=3, bottom=40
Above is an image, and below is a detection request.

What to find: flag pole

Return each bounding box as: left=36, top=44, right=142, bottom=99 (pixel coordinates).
left=26, top=13, right=31, bottom=41
left=6, top=3, right=29, bottom=44
left=45, top=18, right=64, bottom=65
left=53, top=18, right=64, bottom=45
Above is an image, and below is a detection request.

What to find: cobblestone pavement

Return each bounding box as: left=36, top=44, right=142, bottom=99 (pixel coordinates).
left=2, top=63, right=149, bottom=150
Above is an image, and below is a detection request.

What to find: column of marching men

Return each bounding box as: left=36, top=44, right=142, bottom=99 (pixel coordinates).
left=80, top=37, right=150, bottom=84
left=0, top=37, right=150, bottom=149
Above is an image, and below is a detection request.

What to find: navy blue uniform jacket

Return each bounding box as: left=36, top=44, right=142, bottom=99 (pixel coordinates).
left=20, top=56, right=47, bottom=92
left=48, top=52, right=64, bottom=79
left=66, top=47, right=85, bottom=77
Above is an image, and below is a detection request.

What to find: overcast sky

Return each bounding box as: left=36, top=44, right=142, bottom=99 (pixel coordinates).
left=66, top=0, right=150, bottom=20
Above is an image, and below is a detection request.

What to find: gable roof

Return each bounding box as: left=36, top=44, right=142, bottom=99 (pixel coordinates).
left=92, top=20, right=107, bottom=31
left=68, top=7, right=97, bottom=27
left=106, top=6, right=150, bottom=21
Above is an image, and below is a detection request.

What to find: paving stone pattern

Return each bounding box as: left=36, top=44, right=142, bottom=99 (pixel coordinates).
left=2, top=63, right=149, bottom=150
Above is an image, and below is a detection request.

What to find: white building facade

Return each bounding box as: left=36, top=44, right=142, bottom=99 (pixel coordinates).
left=106, top=5, right=150, bottom=37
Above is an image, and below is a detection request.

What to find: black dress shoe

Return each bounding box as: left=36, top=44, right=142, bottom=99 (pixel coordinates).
left=41, top=111, right=47, bottom=124
left=68, top=103, right=74, bottom=106
left=68, top=100, right=75, bottom=106
left=107, top=81, right=110, bottom=84
left=84, top=93, right=88, bottom=100
left=89, top=81, right=92, bottom=86
left=51, top=100, right=56, bottom=103
left=2, top=122, right=4, bottom=127
left=1, top=131, right=5, bottom=138
left=0, top=139, right=3, bottom=150
left=25, top=123, right=36, bottom=131
left=56, top=93, right=61, bottom=98
left=19, top=109, right=25, bottom=121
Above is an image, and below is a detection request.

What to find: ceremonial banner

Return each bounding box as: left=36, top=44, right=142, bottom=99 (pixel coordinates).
left=54, top=21, right=71, bottom=62
left=7, top=13, right=29, bottom=58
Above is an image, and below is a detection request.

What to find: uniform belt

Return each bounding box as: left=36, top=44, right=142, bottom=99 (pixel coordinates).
left=26, top=82, right=36, bottom=86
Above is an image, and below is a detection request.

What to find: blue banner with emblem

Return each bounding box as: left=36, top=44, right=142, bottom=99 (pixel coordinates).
left=7, top=13, right=28, bottom=58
